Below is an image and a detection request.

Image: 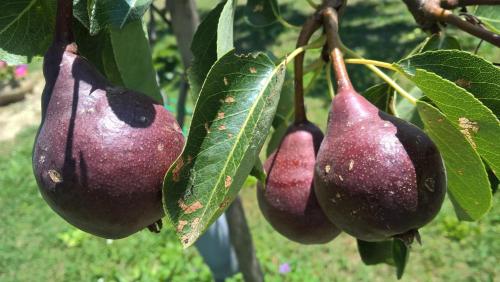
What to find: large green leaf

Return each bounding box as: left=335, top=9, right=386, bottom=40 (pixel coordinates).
left=108, top=20, right=162, bottom=103
left=245, top=0, right=278, bottom=27
left=75, top=0, right=152, bottom=35
left=188, top=0, right=236, bottom=100
left=474, top=6, right=500, bottom=34
left=397, top=50, right=500, bottom=116
left=417, top=101, right=492, bottom=220
left=163, top=50, right=286, bottom=247
left=0, top=0, right=55, bottom=64
left=401, top=68, right=500, bottom=178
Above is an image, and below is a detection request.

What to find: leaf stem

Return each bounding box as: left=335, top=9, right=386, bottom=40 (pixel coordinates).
left=340, top=44, right=417, bottom=105
left=344, top=58, right=399, bottom=72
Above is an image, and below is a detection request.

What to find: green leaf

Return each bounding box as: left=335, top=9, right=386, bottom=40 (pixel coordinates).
left=419, top=33, right=461, bottom=52
left=188, top=0, right=236, bottom=100
left=245, top=0, right=278, bottom=27
left=392, top=239, right=409, bottom=279
left=163, top=50, right=286, bottom=247
left=405, top=69, right=500, bottom=179
left=108, top=20, right=162, bottom=103
left=397, top=50, right=500, bottom=116
left=417, top=101, right=492, bottom=220
left=75, top=0, right=152, bottom=35
left=357, top=240, right=394, bottom=266
left=361, top=83, right=392, bottom=112
left=0, top=0, right=55, bottom=64
left=474, top=6, right=500, bottom=34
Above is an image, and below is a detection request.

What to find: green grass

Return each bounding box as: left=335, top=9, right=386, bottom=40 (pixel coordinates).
left=1, top=0, right=499, bottom=281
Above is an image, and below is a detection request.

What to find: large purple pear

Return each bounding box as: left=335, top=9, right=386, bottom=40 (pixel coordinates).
left=32, top=11, right=184, bottom=239
left=314, top=88, right=446, bottom=242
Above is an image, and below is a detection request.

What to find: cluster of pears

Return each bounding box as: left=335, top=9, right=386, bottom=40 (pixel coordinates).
left=258, top=29, right=446, bottom=244
left=32, top=0, right=184, bottom=238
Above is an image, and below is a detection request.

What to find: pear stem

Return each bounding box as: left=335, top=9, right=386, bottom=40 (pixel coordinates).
left=294, top=15, right=322, bottom=123
left=55, top=0, right=74, bottom=44
left=322, top=7, right=354, bottom=93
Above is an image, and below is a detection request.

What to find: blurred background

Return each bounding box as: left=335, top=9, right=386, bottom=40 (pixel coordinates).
left=0, top=0, right=498, bottom=281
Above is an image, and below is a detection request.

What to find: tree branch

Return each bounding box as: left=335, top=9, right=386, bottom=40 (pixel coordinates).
left=166, top=0, right=199, bottom=127
left=440, top=0, right=500, bottom=9
left=424, top=1, right=500, bottom=47
left=226, top=197, right=264, bottom=282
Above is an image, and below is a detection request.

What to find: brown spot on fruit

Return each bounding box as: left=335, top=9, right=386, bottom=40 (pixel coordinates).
left=218, top=112, right=225, bottom=119
left=218, top=125, right=226, bottom=131
left=225, top=96, right=235, bottom=103
left=157, top=143, right=164, bottom=151
left=48, top=170, right=62, bottom=183
left=325, top=165, right=331, bottom=173
left=249, top=67, right=257, bottom=74
left=225, top=176, right=232, bottom=188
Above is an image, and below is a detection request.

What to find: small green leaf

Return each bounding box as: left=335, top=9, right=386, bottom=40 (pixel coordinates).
left=108, top=20, right=162, bottom=103
left=245, top=0, right=279, bottom=27
left=397, top=50, right=500, bottom=116
left=188, top=0, right=236, bottom=100
left=163, top=50, right=286, bottom=247
left=392, top=239, right=409, bottom=279
left=406, top=69, right=500, bottom=178
left=357, top=240, right=394, bottom=266
left=419, top=33, right=461, bottom=52
left=361, top=83, right=392, bottom=112
left=417, top=101, right=492, bottom=220
left=474, top=6, right=500, bottom=34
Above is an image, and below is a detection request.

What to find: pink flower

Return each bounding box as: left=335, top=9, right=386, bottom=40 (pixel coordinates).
left=279, top=263, right=291, bottom=274
left=14, top=65, right=28, bottom=78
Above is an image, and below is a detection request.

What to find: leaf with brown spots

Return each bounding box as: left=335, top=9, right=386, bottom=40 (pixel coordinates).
left=163, top=50, right=285, bottom=247
left=397, top=50, right=500, bottom=116
left=410, top=69, right=500, bottom=178
left=417, top=101, right=492, bottom=221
